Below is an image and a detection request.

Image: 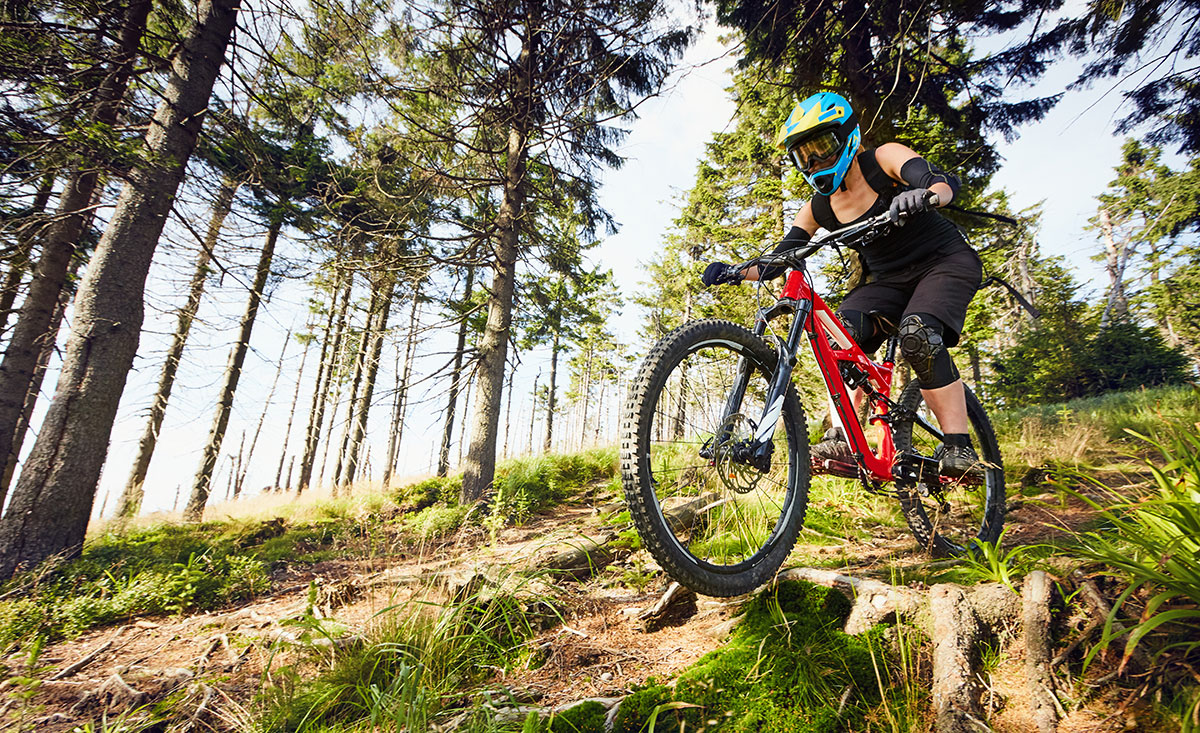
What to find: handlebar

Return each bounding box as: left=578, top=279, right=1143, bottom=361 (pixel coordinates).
left=734, top=191, right=940, bottom=274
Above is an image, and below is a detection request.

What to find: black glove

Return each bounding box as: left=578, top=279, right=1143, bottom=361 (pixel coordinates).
left=889, top=187, right=933, bottom=222
left=702, top=262, right=742, bottom=287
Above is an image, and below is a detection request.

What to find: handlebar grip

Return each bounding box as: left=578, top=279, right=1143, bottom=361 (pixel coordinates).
left=927, top=191, right=941, bottom=207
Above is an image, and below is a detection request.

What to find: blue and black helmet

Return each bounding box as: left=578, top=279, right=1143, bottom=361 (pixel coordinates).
left=777, top=92, right=861, bottom=196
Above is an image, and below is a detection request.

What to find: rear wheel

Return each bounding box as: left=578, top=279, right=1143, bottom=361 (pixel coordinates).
left=620, top=319, right=810, bottom=597
left=892, top=381, right=1005, bottom=556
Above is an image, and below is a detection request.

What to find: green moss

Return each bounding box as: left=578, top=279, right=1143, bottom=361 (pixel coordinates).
left=547, top=700, right=607, bottom=732
left=611, top=684, right=671, bottom=733
left=613, top=581, right=883, bottom=732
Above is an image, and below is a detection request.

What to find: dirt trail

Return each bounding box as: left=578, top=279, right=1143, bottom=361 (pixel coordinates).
left=0, top=481, right=1145, bottom=731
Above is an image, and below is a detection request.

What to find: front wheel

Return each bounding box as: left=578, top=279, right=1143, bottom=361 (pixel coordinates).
left=892, top=380, right=1005, bottom=556
left=620, top=319, right=810, bottom=597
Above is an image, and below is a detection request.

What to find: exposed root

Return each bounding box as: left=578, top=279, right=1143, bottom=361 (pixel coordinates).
left=930, top=584, right=988, bottom=733
left=1023, top=570, right=1059, bottom=733
left=773, top=566, right=925, bottom=634
left=637, top=581, right=698, bottom=632
left=49, top=638, right=114, bottom=680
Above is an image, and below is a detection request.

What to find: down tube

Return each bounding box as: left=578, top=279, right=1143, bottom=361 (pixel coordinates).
left=807, top=317, right=893, bottom=480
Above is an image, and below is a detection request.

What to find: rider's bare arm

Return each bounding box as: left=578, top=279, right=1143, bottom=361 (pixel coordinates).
left=742, top=202, right=820, bottom=282
left=875, top=142, right=958, bottom=206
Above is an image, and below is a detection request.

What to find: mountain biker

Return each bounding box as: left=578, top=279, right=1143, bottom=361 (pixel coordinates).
left=700, top=91, right=982, bottom=478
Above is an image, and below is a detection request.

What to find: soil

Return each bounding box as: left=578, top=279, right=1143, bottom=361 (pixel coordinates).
left=0, top=471, right=1172, bottom=731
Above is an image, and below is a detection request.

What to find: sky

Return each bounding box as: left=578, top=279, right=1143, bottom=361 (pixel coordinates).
left=18, top=13, right=1172, bottom=521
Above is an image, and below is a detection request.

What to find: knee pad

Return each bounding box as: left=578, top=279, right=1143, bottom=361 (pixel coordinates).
left=898, top=313, right=959, bottom=388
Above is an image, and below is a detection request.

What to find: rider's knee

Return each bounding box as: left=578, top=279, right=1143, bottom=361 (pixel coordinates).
left=898, top=313, right=959, bottom=389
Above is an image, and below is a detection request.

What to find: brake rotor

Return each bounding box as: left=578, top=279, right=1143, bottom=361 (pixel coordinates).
left=711, top=413, right=763, bottom=495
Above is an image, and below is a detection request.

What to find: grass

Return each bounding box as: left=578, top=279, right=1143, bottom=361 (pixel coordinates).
left=255, top=570, right=555, bottom=732
left=990, top=383, right=1200, bottom=472
left=0, top=449, right=616, bottom=654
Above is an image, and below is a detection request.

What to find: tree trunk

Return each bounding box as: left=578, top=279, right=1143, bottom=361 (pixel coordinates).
left=185, top=215, right=280, bottom=521
left=115, top=178, right=238, bottom=518
left=0, top=284, right=70, bottom=504
left=237, top=326, right=291, bottom=497
left=332, top=289, right=378, bottom=491
left=344, top=282, right=394, bottom=487
left=1098, top=208, right=1131, bottom=328
left=0, top=0, right=152, bottom=506
left=503, top=362, right=515, bottom=458
left=0, top=0, right=239, bottom=577
left=273, top=332, right=312, bottom=491
left=527, top=371, right=539, bottom=455
left=544, top=331, right=559, bottom=453
left=460, top=146, right=527, bottom=500
left=0, top=174, right=55, bottom=337
left=382, top=282, right=422, bottom=486
left=231, top=431, right=245, bottom=499
left=438, top=266, right=475, bottom=477
left=298, top=272, right=353, bottom=493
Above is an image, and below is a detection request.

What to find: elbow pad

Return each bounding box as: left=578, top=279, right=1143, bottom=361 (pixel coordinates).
left=900, top=157, right=961, bottom=202
left=761, top=226, right=811, bottom=280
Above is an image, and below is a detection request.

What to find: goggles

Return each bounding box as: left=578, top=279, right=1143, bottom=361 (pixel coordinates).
left=787, top=130, right=842, bottom=172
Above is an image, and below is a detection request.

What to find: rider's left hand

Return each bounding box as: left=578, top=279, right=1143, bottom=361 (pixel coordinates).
left=702, top=262, right=743, bottom=287
left=889, top=188, right=933, bottom=222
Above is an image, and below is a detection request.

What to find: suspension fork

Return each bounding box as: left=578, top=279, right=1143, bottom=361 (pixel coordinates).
left=750, top=299, right=811, bottom=458
left=709, top=298, right=810, bottom=460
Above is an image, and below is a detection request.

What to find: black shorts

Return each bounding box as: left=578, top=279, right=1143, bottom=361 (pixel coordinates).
left=839, top=247, right=983, bottom=349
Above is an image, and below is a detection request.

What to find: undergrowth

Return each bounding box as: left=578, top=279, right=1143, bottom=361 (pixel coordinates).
left=0, top=449, right=616, bottom=652
left=256, top=572, right=554, bottom=732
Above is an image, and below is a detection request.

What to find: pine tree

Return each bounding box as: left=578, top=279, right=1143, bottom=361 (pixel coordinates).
left=0, top=0, right=241, bottom=577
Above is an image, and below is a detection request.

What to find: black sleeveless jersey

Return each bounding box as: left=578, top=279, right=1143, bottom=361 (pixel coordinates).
left=810, top=149, right=968, bottom=274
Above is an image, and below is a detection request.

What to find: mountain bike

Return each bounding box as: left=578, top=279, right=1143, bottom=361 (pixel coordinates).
left=619, top=208, right=1005, bottom=597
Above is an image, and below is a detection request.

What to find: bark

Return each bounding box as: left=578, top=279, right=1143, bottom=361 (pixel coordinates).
left=1098, top=208, right=1132, bottom=328
left=930, top=584, right=986, bottom=733
left=273, top=334, right=311, bottom=490
left=502, top=363, right=515, bottom=458
left=332, top=289, right=378, bottom=491
left=0, top=0, right=240, bottom=577
left=185, top=216, right=280, bottom=521
left=115, top=178, right=238, bottom=518
left=297, top=272, right=353, bottom=493
left=0, top=0, right=152, bottom=504
left=459, top=1, right=537, bottom=502
left=543, top=331, right=559, bottom=453
left=344, top=281, right=394, bottom=486
left=382, top=283, right=422, bottom=486
left=438, top=266, right=475, bottom=476
left=0, top=284, right=70, bottom=504
left=1023, top=571, right=1059, bottom=733
left=0, top=174, right=55, bottom=337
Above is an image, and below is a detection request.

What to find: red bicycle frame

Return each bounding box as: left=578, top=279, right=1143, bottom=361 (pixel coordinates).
left=773, top=268, right=898, bottom=482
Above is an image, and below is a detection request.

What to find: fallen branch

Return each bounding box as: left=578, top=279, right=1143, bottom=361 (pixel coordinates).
left=49, top=639, right=113, bottom=680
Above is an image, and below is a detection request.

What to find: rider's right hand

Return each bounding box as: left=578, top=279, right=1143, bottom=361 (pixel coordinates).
left=702, top=262, right=743, bottom=287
